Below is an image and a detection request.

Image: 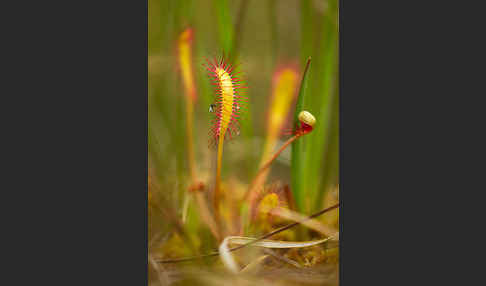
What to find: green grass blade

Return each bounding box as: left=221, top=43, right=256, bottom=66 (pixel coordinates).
left=291, top=57, right=312, bottom=212
left=306, top=0, right=338, bottom=211
left=231, top=0, right=250, bottom=61
left=300, top=0, right=314, bottom=64
left=316, top=88, right=339, bottom=208
left=214, top=0, right=234, bottom=54
left=268, top=0, right=278, bottom=65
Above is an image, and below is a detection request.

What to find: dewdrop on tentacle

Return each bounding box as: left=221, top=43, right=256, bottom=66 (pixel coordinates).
left=203, top=55, right=247, bottom=147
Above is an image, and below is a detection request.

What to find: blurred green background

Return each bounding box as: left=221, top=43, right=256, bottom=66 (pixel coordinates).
left=148, top=0, right=338, bottom=216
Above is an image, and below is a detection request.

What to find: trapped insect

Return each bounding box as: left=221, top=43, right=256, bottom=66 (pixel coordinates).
left=209, top=103, right=216, bottom=113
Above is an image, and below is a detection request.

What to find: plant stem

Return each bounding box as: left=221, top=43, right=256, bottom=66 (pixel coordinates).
left=214, top=135, right=225, bottom=228
left=185, top=98, right=197, bottom=183
left=255, top=134, right=300, bottom=183
left=186, top=97, right=221, bottom=240
left=231, top=0, right=250, bottom=62
left=194, top=191, right=221, bottom=241
left=245, top=134, right=300, bottom=218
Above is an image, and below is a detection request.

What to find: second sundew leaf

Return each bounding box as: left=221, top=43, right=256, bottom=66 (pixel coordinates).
left=291, top=58, right=312, bottom=213
left=177, top=28, right=197, bottom=101
left=260, top=66, right=300, bottom=165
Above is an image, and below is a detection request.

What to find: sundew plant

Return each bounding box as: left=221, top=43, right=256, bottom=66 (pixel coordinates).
left=149, top=0, right=339, bottom=285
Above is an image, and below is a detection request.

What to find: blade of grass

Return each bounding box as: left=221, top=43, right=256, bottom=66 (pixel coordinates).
left=193, top=0, right=218, bottom=110
left=148, top=254, right=170, bottom=285
left=232, top=1, right=255, bottom=179
left=262, top=248, right=302, bottom=268
left=270, top=207, right=338, bottom=239
left=300, top=0, right=314, bottom=64
left=240, top=87, right=255, bottom=182
left=172, top=0, right=194, bottom=31
left=268, top=0, right=278, bottom=65
left=315, top=82, right=339, bottom=208
left=306, top=0, right=339, bottom=212
left=215, top=0, right=255, bottom=179
left=291, top=57, right=312, bottom=212
left=219, top=235, right=334, bottom=273
left=214, top=0, right=234, bottom=54
left=231, top=0, right=250, bottom=62
left=239, top=255, right=270, bottom=273
left=157, top=203, right=339, bottom=263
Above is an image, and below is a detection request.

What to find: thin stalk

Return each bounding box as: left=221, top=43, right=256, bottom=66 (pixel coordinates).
left=231, top=0, right=250, bottom=62
left=245, top=134, right=301, bottom=218
left=151, top=201, right=198, bottom=255
left=185, top=102, right=222, bottom=240
left=180, top=40, right=221, bottom=240
left=214, top=0, right=233, bottom=54
left=185, top=98, right=196, bottom=183
left=194, top=191, right=221, bottom=241
left=214, top=135, right=225, bottom=227
left=186, top=100, right=221, bottom=240
left=268, top=0, right=278, bottom=65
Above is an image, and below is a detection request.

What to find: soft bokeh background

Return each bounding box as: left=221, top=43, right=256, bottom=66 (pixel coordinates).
left=149, top=0, right=338, bottom=201
left=149, top=0, right=338, bottom=284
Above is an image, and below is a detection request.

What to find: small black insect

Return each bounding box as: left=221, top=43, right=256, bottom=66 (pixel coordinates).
left=209, top=104, right=216, bottom=113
